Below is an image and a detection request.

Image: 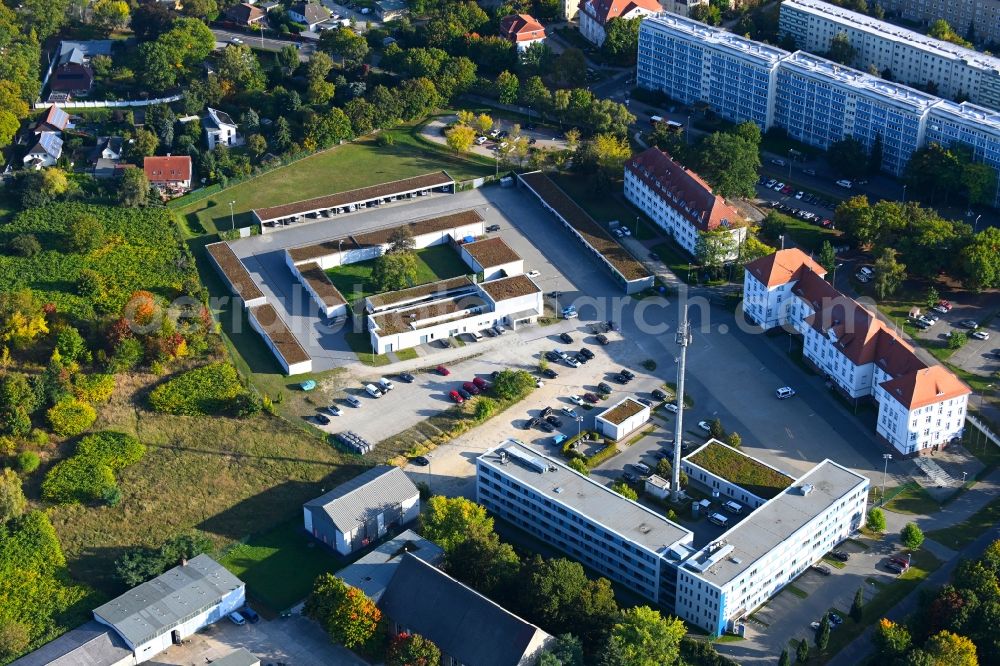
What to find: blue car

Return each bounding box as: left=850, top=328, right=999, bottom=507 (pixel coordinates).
left=553, top=434, right=568, bottom=445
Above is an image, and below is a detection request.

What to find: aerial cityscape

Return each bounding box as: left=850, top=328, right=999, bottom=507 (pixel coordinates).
left=2, top=0, right=1000, bottom=665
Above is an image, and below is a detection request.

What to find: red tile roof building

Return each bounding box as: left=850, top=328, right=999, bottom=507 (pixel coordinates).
left=624, top=146, right=746, bottom=259
left=579, top=0, right=662, bottom=46
left=743, top=248, right=970, bottom=456
left=499, top=14, right=547, bottom=50
left=144, top=156, right=193, bottom=194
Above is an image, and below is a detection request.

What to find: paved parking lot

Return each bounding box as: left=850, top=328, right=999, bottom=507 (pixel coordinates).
left=152, top=613, right=364, bottom=666
left=421, top=116, right=569, bottom=159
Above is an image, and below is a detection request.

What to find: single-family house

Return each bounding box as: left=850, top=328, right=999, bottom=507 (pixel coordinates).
left=34, top=105, right=70, bottom=136
left=204, top=107, right=240, bottom=149
left=499, top=14, right=547, bottom=51
left=23, top=134, right=64, bottom=169
left=47, top=40, right=113, bottom=100
left=375, top=0, right=409, bottom=21
left=94, top=136, right=124, bottom=161
left=378, top=554, right=555, bottom=665
left=144, top=155, right=193, bottom=194
left=288, top=1, right=332, bottom=30
left=224, top=2, right=267, bottom=26
left=303, top=465, right=420, bottom=556
left=578, top=0, right=662, bottom=46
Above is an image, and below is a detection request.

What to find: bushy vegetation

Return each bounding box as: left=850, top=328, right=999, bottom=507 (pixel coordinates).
left=46, top=398, right=97, bottom=437
left=148, top=363, right=253, bottom=416
left=114, top=532, right=213, bottom=587
left=42, top=431, right=146, bottom=504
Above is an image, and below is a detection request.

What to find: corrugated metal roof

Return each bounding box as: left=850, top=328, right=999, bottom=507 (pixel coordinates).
left=9, top=621, right=132, bottom=666
left=92, top=554, right=244, bottom=648
left=211, top=648, right=260, bottom=666
left=304, top=466, right=418, bottom=534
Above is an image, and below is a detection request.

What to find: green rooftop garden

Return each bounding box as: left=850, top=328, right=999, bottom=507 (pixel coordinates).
left=687, top=442, right=794, bottom=500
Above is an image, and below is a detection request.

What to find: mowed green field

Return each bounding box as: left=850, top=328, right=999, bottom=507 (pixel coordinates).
left=325, top=244, right=470, bottom=301
left=177, top=130, right=494, bottom=235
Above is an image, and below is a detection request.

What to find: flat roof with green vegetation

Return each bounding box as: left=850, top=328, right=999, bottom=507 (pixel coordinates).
left=324, top=244, right=470, bottom=302
left=687, top=441, right=794, bottom=500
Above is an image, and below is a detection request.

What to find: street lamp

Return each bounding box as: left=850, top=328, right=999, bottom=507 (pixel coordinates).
left=974, top=214, right=983, bottom=233
left=575, top=415, right=584, bottom=437
left=260, top=23, right=265, bottom=48
left=635, top=216, right=640, bottom=238
left=338, top=239, right=344, bottom=266
left=880, top=453, right=893, bottom=503
left=228, top=200, right=236, bottom=230
left=787, top=150, right=793, bottom=180
left=832, top=262, right=844, bottom=287
left=902, top=184, right=907, bottom=203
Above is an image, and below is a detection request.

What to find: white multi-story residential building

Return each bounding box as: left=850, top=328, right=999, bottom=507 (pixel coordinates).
left=624, top=146, right=747, bottom=258
left=637, top=13, right=1000, bottom=197
left=778, top=0, right=1000, bottom=111
left=877, top=0, right=1000, bottom=52
left=775, top=51, right=940, bottom=175
left=743, top=249, right=971, bottom=455
left=637, top=13, right=786, bottom=129
left=579, top=0, right=663, bottom=47
left=476, top=439, right=868, bottom=636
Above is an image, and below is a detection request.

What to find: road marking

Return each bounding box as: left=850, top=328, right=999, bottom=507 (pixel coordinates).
left=785, top=427, right=794, bottom=439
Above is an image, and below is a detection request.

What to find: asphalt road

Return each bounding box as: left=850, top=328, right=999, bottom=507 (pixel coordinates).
left=211, top=28, right=316, bottom=61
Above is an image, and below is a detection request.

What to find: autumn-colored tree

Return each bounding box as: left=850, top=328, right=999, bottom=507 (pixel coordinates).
left=873, top=618, right=911, bottom=658
left=419, top=496, right=495, bottom=553
left=304, top=574, right=381, bottom=649
left=386, top=632, right=441, bottom=666
left=124, top=291, right=161, bottom=330
left=924, top=630, right=978, bottom=666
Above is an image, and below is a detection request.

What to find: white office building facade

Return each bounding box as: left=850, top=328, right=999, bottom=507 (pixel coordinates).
left=638, top=14, right=1000, bottom=194
left=778, top=0, right=1000, bottom=111
left=477, top=440, right=869, bottom=636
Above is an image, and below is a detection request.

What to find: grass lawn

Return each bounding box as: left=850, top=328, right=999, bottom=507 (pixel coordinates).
left=47, top=371, right=370, bottom=596
left=219, top=519, right=341, bottom=613
left=883, top=481, right=941, bottom=516
left=759, top=211, right=842, bottom=253
left=550, top=173, right=662, bottom=241
left=325, top=244, right=470, bottom=302
left=926, top=494, right=1000, bottom=549
left=176, top=128, right=494, bottom=235
left=395, top=348, right=419, bottom=361
left=345, top=331, right=391, bottom=367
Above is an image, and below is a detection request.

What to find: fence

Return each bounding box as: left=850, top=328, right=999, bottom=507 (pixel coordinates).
left=33, top=94, right=184, bottom=110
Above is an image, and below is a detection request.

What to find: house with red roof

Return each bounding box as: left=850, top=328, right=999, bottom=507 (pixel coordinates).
left=499, top=14, right=547, bottom=51
left=578, top=0, right=662, bottom=46
left=624, top=146, right=746, bottom=259
left=743, top=247, right=970, bottom=456
left=144, top=155, right=193, bottom=195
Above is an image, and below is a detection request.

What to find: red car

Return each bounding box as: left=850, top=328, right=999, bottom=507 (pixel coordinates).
left=463, top=381, right=480, bottom=395
left=437, top=365, right=450, bottom=376
left=449, top=390, right=464, bottom=404
left=472, top=377, right=489, bottom=390
left=584, top=392, right=599, bottom=403
left=781, top=185, right=793, bottom=195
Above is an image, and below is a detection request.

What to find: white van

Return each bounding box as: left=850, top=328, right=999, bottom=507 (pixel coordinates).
left=836, top=179, right=853, bottom=188
left=723, top=501, right=744, bottom=515
left=365, top=384, right=383, bottom=398
left=708, top=512, right=730, bottom=527
left=378, top=378, right=395, bottom=392
left=471, top=330, right=484, bottom=342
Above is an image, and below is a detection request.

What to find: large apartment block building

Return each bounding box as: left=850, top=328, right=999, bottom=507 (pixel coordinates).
left=778, top=0, right=1000, bottom=111
left=743, top=249, right=971, bottom=455
left=624, top=146, right=747, bottom=258
left=477, top=439, right=868, bottom=636
left=638, top=13, right=1000, bottom=203
left=877, top=0, right=1000, bottom=51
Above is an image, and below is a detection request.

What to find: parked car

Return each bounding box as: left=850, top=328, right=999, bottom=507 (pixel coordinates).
left=830, top=550, right=850, bottom=562
left=437, top=365, right=450, bottom=376
left=959, top=319, right=979, bottom=329
left=561, top=407, right=579, bottom=418
left=475, top=136, right=488, bottom=145
left=596, top=333, right=609, bottom=345
left=560, top=332, right=574, bottom=344
left=315, top=413, right=330, bottom=425
left=584, top=392, right=599, bottom=403
left=346, top=395, right=362, bottom=408
left=697, top=420, right=712, bottom=432
left=575, top=352, right=589, bottom=364
left=599, top=382, right=614, bottom=394
left=324, top=405, right=342, bottom=417
left=889, top=554, right=911, bottom=568
left=240, top=606, right=260, bottom=623
left=378, top=377, right=395, bottom=392
left=564, top=356, right=581, bottom=368
left=545, top=351, right=561, bottom=362
left=553, top=434, right=568, bottom=445
left=932, top=300, right=952, bottom=313
left=449, top=390, right=464, bottom=404
left=828, top=613, right=844, bottom=627
left=776, top=386, right=796, bottom=399
left=538, top=419, right=554, bottom=432
left=665, top=403, right=679, bottom=413
left=399, top=372, right=415, bottom=383
left=546, top=414, right=563, bottom=427
left=364, top=384, right=383, bottom=398
left=579, top=347, right=595, bottom=359
left=973, top=330, right=990, bottom=341
left=542, top=368, right=558, bottom=379
left=473, top=377, right=489, bottom=390
left=652, top=388, right=667, bottom=401
left=620, top=369, right=635, bottom=380
left=811, top=564, right=832, bottom=576
left=836, top=179, right=853, bottom=188
left=228, top=611, right=246, bottom=626
left=616, top=373, right=631, bottom=384
left=300, top=380, right=317, bottom=391
left=486, top=223, right=501, bottom=232
left=570, top=395, right=586, bottom=406
left=458, top=387, right=473, bottom=400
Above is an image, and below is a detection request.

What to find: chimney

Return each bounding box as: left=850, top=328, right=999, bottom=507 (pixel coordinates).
left=181, top=557, right=188, bottom=567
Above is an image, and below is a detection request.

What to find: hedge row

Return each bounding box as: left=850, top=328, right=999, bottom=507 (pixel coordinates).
left=560, top=430, right=618, bottom=468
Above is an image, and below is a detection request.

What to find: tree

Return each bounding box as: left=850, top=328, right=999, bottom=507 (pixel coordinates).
left=579, top=133, right=632, bottom=186
left=496, top=70, right=520, bottom=104
left=371, top=252, right=417, bottom=292
left=138, top=18, right=215, bottom=91
left=40, top=168, right=69, bottom=198
left=305, top=108, right=354, bottom=149
left=446, top=124, right=476, bottom=152
left=319, top=27, right=369, bottom=66
left=961, top=227, right=1000, bottom=291
left=726, top=432, right=742, bottom=448
left=19, top=0, right=70, bottom=39
left=92, top=0, right=130, bottom=30
left=739, top=235, right=775, bottom=267
left=796, top=638, right=810, bottom=663
left=0, top=468, right=26, bottom=523
left=925, top=286, right=941, bottom=310
left=867, top=507, right=887, bottom=533
left=0, top=110, right=18, bottom=150
left=129, top=129, right=159, bottom=160
left=552, top=49, right=587, bottom=88
left=949, top=331, right=968, bottom=349
left=114, top=533, right=212, bottom=586
left=873, top=248, right=906, bottom=299
left=818, top=241, right=837, bottom=276
left=695, top=132, right=761, bottom=198
left=568, top=458, right=590, bottom=476
left=695, top=231, right=738, bottom=278
left=905, top=143, right=963, bottom=205
left=709, top=417, right=725, bottom=439
left=247, top=134, right=267, bottom=158
left=928, top=19, right=972, bottom=47
left=520, top=76, right=551, bottom=111
left=118, top=167, right=149, bottom=207
left=0, top=621, right=29, bottom=660
left=815, top=614, right=831, bottom=651
left=218, top=44, right=266, bottom=94
left=46, top=397, right=97, bottom=437
left=734, top=121, right=762, bottom=147
left=539, top=634, right=585, bottom=666
left=868, top=132, right=884, bottom=173
left=655, top=458, right=688, bottom=486
left=606, top=606, right=685, bottom=666
left=690, top=3, right=721, bottom=25
left=520, top=556, right=619, bottom=648
left=386, top=633, right=441, bottom=666
left=923, top=630, right=978, bottom=666
left=827, top=32, right=857, bottom=65
left=492, top=369, right=535, bottom=401
left=8, top=235, right=40, bottom=258
left=901, top=522, right=925, bottom=550
left=306, top=52, right=336, bottom=104
left=277, top=44, right=299, bottom=76
left=66, top=213, right=105, bottom=253
left=610, top=481, right=638, bottom=500
left=446, top=531, right=519, bottom=599
left=305, top=574, right=381, bottom=649
left=398, top=78, right=440, bottom=120
left=963, top=162, right=998, bottom=208
left=874, top=618, right=912, bottom=658
left=827, top=138, right=869, bottom=179
left=420, top=496, right=494, bottom=553
left=779, top=648, right=791, bottom=666
left=603, top=17, right=642, bottom=64
left=850, top=587, right=864, bottom=622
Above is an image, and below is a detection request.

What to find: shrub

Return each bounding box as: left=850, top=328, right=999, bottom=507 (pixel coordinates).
left=101, top=485, right=122, bottom=507
left=47, top=397, right=97, bottom=437
left=108, top=338, right=144, bottom=373
left=76, top=432, right=145, bottom=470
left=16, top=452, right=39, bottom=473
left=568, top=457, right=590, bottom=475
left=475, top=397, right=498, bottom=422
left=491, top=369, right=535, bottom=402
left=148, top=363, right=246, bottom=416
left=611, top=481, right=638, bottom=500
left=641, top=359, right=657, bottom=371
left=867, top=507, right=887, bottom=533
left=585, top=443, right=619, bottom=467
left=948, top=332, right=967, bottom=349
left=901, top=522, right=924, bottom=550
left=72, top=373, right=115, bottom=404
left=8, top=235, right=40, bottom=257
left=41, top=454, right=116, bottom=503
left=376, top=132, right=395, bottom=146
